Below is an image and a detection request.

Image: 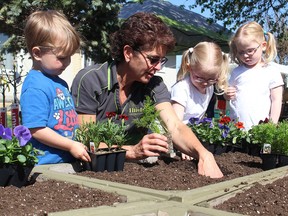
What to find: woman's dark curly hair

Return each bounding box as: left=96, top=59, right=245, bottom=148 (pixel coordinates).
left=110, top=12, right=176, bottom=64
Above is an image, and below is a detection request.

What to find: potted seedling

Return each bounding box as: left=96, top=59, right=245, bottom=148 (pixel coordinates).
left=76, top=113, right=128, bottom=172
left=0, top=124, right=43, bottom=187
left=187, top=116, right=248, bottom=155
left=248, top=119, right=278, bottom=170
left=273, top=120, right=288, bottom=167
left=133, top=96, right=175, bottom=159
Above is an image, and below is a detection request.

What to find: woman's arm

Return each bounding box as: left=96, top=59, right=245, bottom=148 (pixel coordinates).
left=171, top=101, right=194, bottom=160
left=171, top=102, right=185, bottom=121
left=156, top=102, right=223, bottom=178
left=77, top=114, right=96, bottom=125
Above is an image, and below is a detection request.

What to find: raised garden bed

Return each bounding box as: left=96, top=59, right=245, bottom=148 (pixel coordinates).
left=0, top=177, right=124, bottom=216
left=1, top=151, right=288, bottom=216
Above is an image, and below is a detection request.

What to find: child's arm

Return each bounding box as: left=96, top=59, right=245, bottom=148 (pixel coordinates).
left=270, top=86, right=283, bottom=123
left=30, top=127, right=91, bottom=162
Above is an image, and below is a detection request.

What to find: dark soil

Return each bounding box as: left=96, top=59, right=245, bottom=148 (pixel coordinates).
left=78, top=152, right=263, bottom=190
left=215, top=176, right=288, bottom=216
left=0, top=179, right=124, bottom=216
left=0, top=151, right=285, bottom=216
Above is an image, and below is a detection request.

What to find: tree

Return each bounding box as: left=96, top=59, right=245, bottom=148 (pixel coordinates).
left=277, top=30, right=288, bottom=64
left=0, top=54, right=25, bottom=106
left=0, top=0, right=126, bottom=63
left=189, top=0, right=288, bottom=64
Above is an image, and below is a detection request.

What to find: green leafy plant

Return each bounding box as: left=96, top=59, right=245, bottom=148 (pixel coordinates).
left=248, top=119, right=276, bottom=147
left=0, top=124, right=43, bottom=166
left=133, top=96, right=174, bottom=155
left=76, top=112, right=128, bottom=152
left=188, top=117, right=221, bottom=145
left=187, top=116, right=249, bottom=147
left=249, top=119, right=288, bottom=155
left=75, top=121, right=102, bottom=151
left=100, top=112, right=128, bottom=150
left=133, top=96, right=165, bottom=134
left=274, top=121, right=288, bottom=155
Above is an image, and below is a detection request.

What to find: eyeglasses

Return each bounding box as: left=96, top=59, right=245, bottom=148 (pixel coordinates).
left=135, top=50, right=168, bottom=66
left=38, top=46, right=60, bottom=56
left=38, top=46, right=67, bottom=59
left=38, top=46, right=57, bottom=53
left=238, top=44, right=261, bottom=56
left=191, top=73, right=218, bottom=85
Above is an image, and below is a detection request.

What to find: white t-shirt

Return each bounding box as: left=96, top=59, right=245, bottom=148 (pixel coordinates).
left=228, top=62, right=284, bottom=130
left=171, top=75, right=214, bottom=124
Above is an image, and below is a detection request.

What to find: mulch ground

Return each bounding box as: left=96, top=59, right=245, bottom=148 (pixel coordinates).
left=0, top=151, right=286, bottom=215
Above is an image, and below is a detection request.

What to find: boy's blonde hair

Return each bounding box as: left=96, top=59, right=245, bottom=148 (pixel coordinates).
left=177, top=41, right=229, bottom=91
left=24, top=10, right=81, bottom=58
left=229, top=21, right=277, bottom=65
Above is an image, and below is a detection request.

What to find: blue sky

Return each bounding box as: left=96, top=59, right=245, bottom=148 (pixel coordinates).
left=167, top=0, right=224, bottom=26
left=167, top=0, right=211, bottom=18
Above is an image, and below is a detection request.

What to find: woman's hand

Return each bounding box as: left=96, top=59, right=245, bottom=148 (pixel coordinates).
left=125, top=133, right=169, bottom=160
left=197, top=150, right=223, bottom=178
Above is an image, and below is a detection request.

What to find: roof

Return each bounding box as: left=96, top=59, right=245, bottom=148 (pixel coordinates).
left=119, top=0, right=231, bottom=54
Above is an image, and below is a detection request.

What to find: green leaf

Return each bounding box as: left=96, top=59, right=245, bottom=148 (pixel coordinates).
left=24, top=143, right=32, bottom=152
left=4, top=156, right=10, bottom=163
left=0, top=143, right=7, bottom=153
left=17, top=154, right=27, bottom=163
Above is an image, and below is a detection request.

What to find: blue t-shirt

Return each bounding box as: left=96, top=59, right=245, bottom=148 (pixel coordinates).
left=20, top=70, right=79, bottom=165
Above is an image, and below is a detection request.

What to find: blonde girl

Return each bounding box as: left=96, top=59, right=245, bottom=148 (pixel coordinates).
left=225, top=21, right=283, bottom=130
left=171, top=41, right=229, bottom=124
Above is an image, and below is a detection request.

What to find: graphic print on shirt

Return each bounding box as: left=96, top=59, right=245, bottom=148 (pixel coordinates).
left=53, top=87, right=78, bottom=139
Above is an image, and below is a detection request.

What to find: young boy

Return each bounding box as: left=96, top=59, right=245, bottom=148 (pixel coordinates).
left=20, top=10, right=90, bottom=164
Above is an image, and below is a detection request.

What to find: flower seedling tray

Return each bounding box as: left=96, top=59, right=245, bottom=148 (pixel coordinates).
left=81, top=148, right=126, bottom=172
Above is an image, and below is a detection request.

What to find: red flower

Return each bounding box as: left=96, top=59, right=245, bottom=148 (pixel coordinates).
left=119, top=114, right=128, bottom=121
left=259, top=118, right=269, bottom=124
left=219, top=116, right=231, bottom=125
left=106, top=112, right=116, bottom=119
left=235, top=122, right=244, bottom=129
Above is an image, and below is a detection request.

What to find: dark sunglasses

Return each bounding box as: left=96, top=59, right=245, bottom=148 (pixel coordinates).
left=135, top=49, right=168, bottom=66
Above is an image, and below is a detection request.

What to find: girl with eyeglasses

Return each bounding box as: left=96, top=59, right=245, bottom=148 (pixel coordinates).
left=225, top=21, right=283, bottom=130
left=171, top=42, right=229, bottom=160
left=171, top=42, right=229, bottom=124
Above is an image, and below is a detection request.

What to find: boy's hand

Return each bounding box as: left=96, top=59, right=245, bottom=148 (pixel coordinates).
left=70, top=141, right=91, bottom=162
